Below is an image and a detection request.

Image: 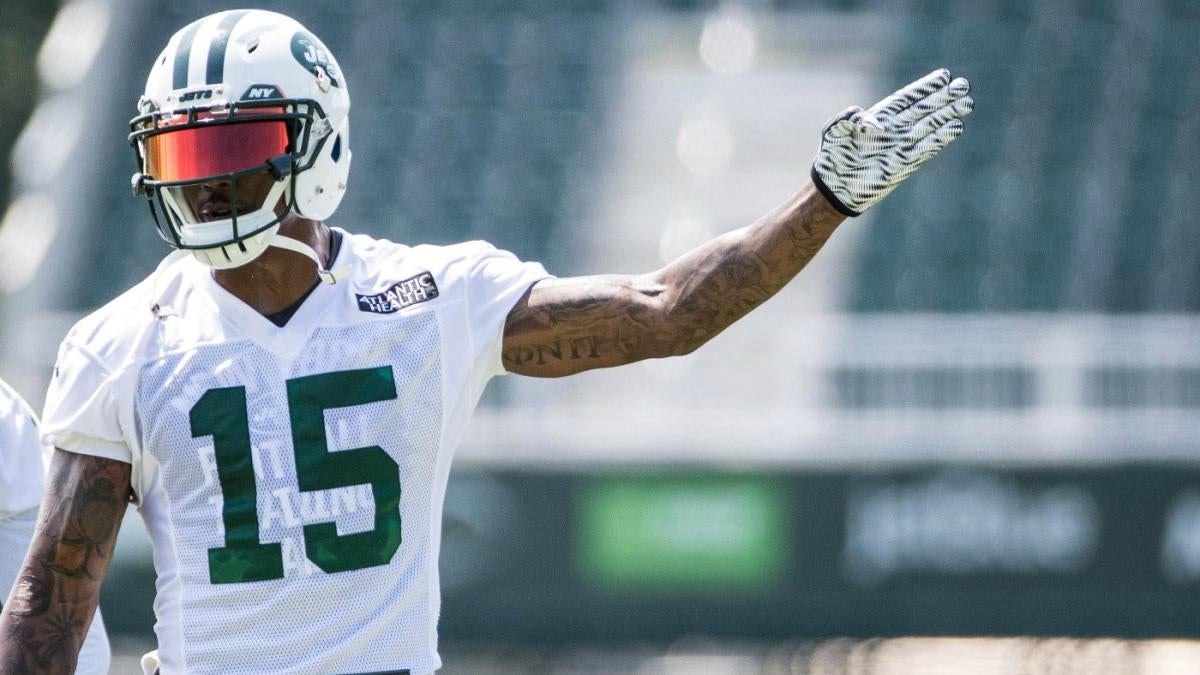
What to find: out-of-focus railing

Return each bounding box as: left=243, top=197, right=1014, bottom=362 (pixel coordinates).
left=467, top=314, right=1200, bottom=466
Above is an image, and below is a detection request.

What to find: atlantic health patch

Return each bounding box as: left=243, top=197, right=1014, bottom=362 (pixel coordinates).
left=356, top=272, right=439, bottom=314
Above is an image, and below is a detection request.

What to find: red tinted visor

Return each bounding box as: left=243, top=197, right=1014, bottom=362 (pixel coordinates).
left=144, top=117, right=289, bottom=182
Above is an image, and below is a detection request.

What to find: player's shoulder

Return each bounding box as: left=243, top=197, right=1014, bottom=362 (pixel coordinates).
left=342, top=231, right=509, bottom=286
left=343, top=230, right=499, bottom=267
left=60, top=256, right=203, bottom=373
left=409, top=239, right=515, bottom=281
left=64, top=283, right=154, bottom=363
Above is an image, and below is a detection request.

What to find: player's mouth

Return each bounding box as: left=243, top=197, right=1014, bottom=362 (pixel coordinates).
left=198, top=199, right=253, bottom=221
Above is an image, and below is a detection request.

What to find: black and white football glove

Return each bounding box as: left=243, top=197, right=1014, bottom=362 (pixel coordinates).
left=811, top=68, right=974, bottom=217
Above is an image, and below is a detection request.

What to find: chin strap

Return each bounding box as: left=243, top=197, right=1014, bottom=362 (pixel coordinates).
left=266, top=231, right=350, bottom=284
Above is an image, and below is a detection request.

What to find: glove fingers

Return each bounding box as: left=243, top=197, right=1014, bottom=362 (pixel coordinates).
left=893, top=77, right=972, bottom=126
left=821, top=105, right=864, bottom=141
left=812, top=69, right=973, bottom=216
left=906, top=95, right=974, bottom=141
left=867, top=68, right=952, bottom=123
left=895, top=119, right=965, bottom=179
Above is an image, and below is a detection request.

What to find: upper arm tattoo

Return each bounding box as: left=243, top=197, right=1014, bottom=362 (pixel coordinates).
left=655, top=180, right=845, bottom=354
left=502, top=179, right=845, bottom=377
left=502, top=275, right=667, bottom=377
left=0, top=450, right=130, bottom=674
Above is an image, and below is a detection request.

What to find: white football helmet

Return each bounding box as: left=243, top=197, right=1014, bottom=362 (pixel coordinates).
left=129, top=10, right=351, bottom=276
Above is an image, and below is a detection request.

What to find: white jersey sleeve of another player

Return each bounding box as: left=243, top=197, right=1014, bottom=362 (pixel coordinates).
left=0, top=378, right=46, bottom=516
left=74, top=607, right=112, bottom=675
left=0, top=377, right=112, bottom=675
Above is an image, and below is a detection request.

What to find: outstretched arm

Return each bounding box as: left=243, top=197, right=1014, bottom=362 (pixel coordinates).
left=0, top=450, right=130, bottom=674
left=503, top=177, right=844, bottom=376
left=503, top=68, right=973, bottom=378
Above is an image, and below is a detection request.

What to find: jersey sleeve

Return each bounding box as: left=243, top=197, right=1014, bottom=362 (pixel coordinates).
left=74, top=608, right=112, bottom=675
left=463, top=242, right=552, bottom=382
left=40, top=338, right=133, bottom=464
left=0, top=381, right=47, bottom=516
left=0, top=506, right=37, bottom=599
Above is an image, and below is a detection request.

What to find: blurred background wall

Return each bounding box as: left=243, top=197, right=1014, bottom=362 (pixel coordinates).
left=2, top=0, right=1200, bottom=672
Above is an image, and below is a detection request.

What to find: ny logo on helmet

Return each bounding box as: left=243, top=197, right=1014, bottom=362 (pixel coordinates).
left=241, top=84, right=285, bottom=101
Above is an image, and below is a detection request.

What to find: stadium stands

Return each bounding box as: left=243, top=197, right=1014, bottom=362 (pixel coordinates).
left=851, top=0, right=1200, bottom=311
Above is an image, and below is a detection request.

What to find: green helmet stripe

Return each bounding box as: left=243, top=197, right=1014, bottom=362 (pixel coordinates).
left=205, top=10, right=251, bottom=86
left=172, top=20, right=202, bottom=89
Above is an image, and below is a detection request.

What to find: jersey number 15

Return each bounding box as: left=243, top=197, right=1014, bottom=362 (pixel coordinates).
left=190, top=367, right=402, bottom=584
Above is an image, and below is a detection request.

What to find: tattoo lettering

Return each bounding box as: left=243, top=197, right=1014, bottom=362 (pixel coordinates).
left=503, top=336, right=601, bottom=367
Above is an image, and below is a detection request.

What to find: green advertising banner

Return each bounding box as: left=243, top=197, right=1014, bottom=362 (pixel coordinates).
left=578, top=474, right=789, bottom=591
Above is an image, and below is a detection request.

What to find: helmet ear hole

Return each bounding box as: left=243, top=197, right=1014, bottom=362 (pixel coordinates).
left=331, top=134, right=342, bottom=163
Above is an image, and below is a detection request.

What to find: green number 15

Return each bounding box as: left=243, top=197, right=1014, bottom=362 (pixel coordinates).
left=189, top=367, right=402, bottom=584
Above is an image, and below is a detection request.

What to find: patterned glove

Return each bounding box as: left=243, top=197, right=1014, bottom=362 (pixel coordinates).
left=811, top=68, right=974, bottom=217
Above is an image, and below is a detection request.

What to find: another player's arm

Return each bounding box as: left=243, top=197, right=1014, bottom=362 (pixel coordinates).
left=503, top=176, right=844, bottom=377
left=0, top=450, right=130, bottom=674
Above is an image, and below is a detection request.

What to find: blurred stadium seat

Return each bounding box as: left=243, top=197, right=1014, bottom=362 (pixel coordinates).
left=851, top=0, right=1200, bottom=312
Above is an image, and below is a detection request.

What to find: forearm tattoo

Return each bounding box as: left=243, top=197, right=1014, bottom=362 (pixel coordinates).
left=0, top=452, right=130, bottom=674
left=503, top=180, right=845, bottom=376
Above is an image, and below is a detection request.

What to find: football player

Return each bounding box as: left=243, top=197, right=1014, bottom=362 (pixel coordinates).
left=0, top=9, right=972, bottom=674
left=0, top=377, right=110, bottom=674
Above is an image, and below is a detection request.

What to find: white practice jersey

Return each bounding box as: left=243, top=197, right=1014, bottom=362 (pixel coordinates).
left=41, top=230, right=549, bottom=675
left=0, top=378, right=111, bottom=675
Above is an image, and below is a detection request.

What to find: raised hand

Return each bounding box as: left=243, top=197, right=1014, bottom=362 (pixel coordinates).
left=811, top=68, right=974, bottom=217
